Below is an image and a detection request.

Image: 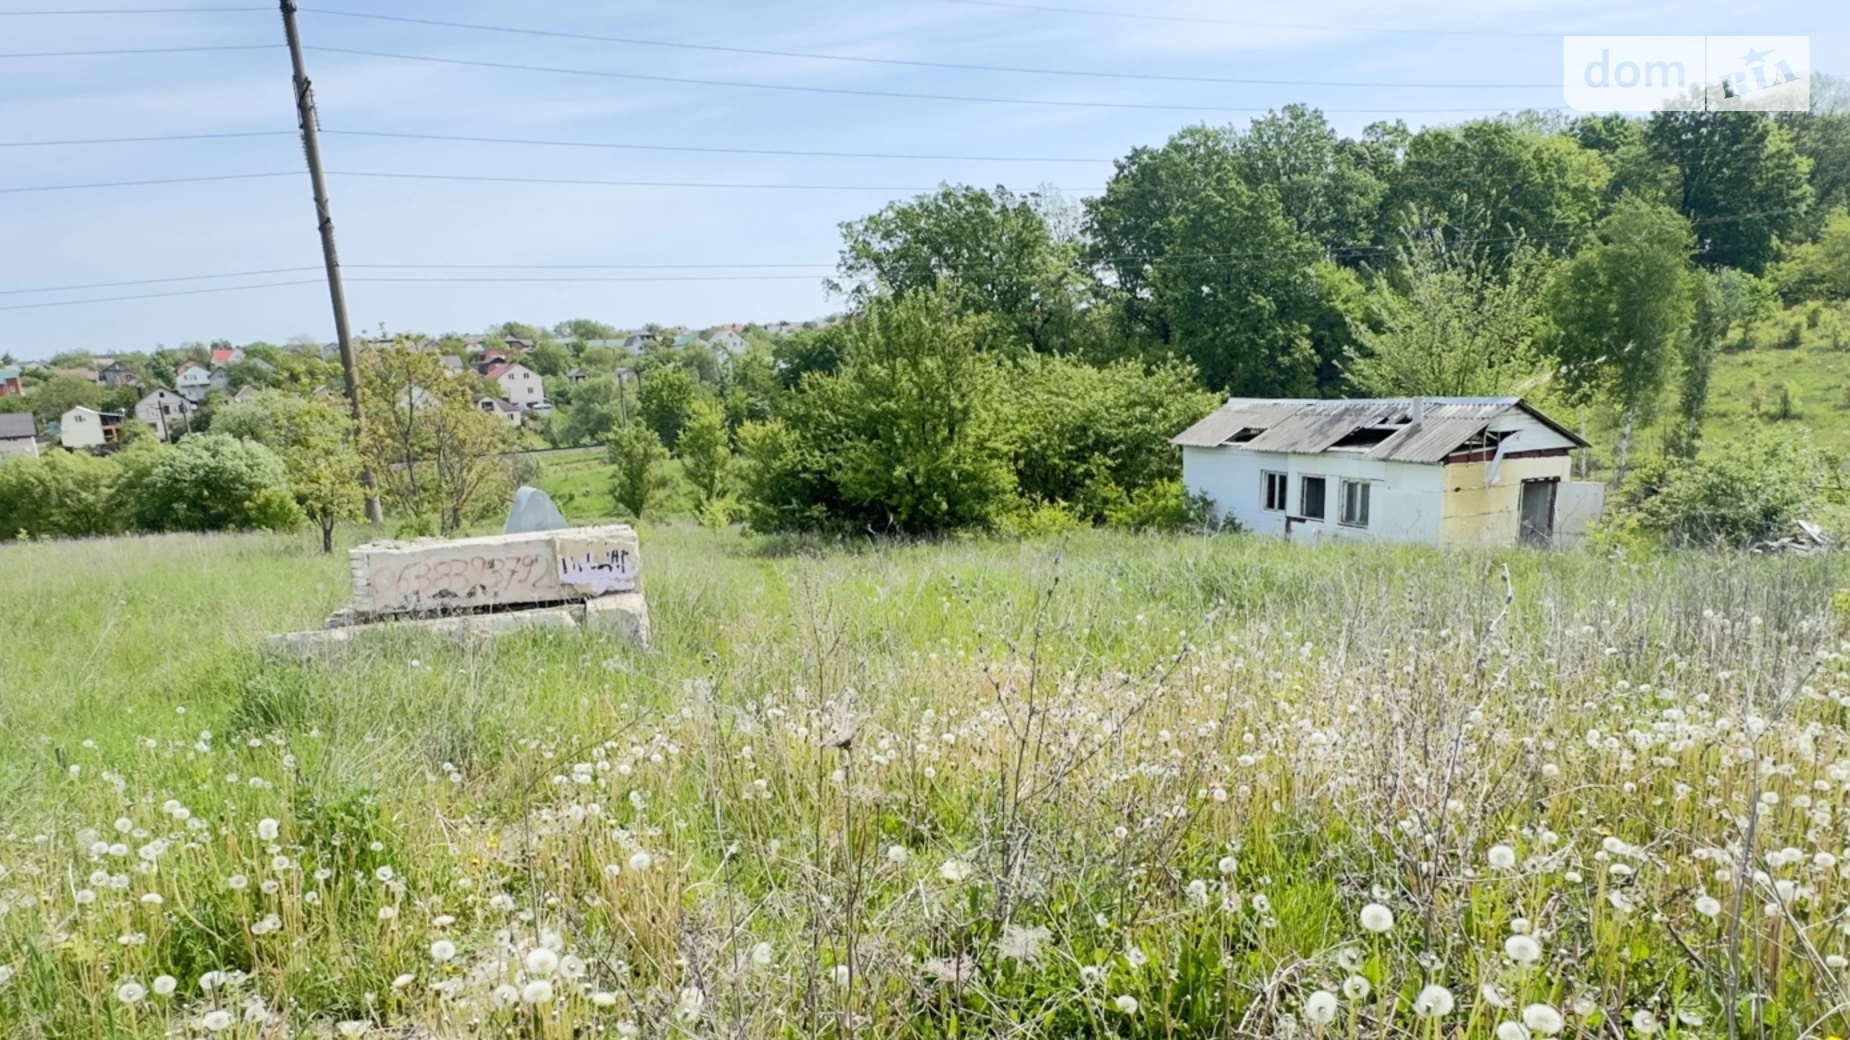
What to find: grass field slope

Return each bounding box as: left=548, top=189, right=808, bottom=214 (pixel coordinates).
left=2, top=527, right=1849, bottom=1038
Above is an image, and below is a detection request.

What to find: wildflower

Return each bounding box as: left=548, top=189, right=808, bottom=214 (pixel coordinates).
left=1186, top=879, right=1210, bottom=905
left=751, top=941, right=774, bottom=966
left=390, top=973, right=414, bottom=989
left=491, top=984, right=520, bottom=1007
left=1413, top=985, right=1455, bottom=1017
left=1497, top=1023, right=1532, bottom=1040
left=1114, top=995, right=1140, bottom=1014
left=1504, top=934, right=1542, bottom=965
left=201, top=1010, right=235, bottom=1032
left=117, top=980, right=146, bottom=1004
left=1695, top=895, right=1722, bottom=917
left=939, top=859, right=972, bottom=884
left=1359, top=903, right=1394, bottom=933
left=627, top=851, right=653, bottom=872
left=998, top=924, right=1051, bottom=963
left=1829, top=954, right=1849, bottom=969
left=676, top=986, right=705, bottom=1022
left=1218, top=855, right=1238, bottom=875
left=1341, top=976, right=1371, bottom=1000
left=1523, top=1003, right=1564, bottom=1035
left=376, top=906, right=397, bottom=921
left=336, top=1023, right=369, bottom=1038
left=1303, top=990, right=1339, bottom=1025
left=152, top=975, right=176, bottom=996
left=886, top=845, right=909, bottom=864
left=1481, top=984, right=1514, bottom=1009
left=832, top=965, right=850, bottom=985
left=429, top=940, right=456, bottom=962
left=525, top=947, right=559, bottom=976
left=1631, top=1009, right=1659, bottom=1034
left=592, top=992, right=618, bottom=1007
left=561, top=955, right=586, bottom=981
left=257, top=819, right=279, bottom=841
left=521, top=979, right=554, bottom=1004
left=140, top=893, right=163, bottom=906
left=1488, top=845, right=1518, bottom=869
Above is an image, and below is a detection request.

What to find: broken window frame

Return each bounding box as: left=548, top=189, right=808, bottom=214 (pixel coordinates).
left=1299, top=475, right=1327, bottom=521
left=1261, top=470, right=1288, bottom=512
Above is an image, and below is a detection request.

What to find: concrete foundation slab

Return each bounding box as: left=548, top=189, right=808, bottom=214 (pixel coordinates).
left=349, top=524, right=639, bottom=616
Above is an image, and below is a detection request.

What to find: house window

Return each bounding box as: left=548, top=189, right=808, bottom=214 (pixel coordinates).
left=1299, top=476, right=1326, bottom=520
left=1261, top=471, right=1287, bottom=512
left=1340, top=480, right=1371, bottom=528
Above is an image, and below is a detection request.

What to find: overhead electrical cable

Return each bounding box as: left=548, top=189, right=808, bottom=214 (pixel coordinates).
left=302, top=7, right=1556, bottom=89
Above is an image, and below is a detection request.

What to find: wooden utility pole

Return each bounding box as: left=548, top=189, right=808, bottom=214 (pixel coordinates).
left=280, top=0, right=382, bottom=523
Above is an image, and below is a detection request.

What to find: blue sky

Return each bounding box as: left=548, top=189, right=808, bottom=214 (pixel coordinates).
left=1, top=0, right=1843, bottom=358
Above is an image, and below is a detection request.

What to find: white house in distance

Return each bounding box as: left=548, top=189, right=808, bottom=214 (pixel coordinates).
left=1174, top=397, right=1604, bottom=548
left=58, top=406, right=123, bottom=450
left=175, top=362, right=212, bottom=403
left=706, top=327, right=749, bottom=354
left=134, top=388, right=195, bottom=441
left=477, top=395, right=523, bottom=427
left=484, top=361, right=544, bottom=408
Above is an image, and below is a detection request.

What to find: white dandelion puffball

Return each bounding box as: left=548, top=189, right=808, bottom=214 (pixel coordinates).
left=429, top=939, right=457, bottom=962
left=1504, top=934, right=1542, bottom=964
left=1413, top=985, right=1455, bottom=1017
left=521, top=979, right=554, bottom=1005
left=1497, top=1023, right=1532, bottom=1040
left=1359, top=903, right=1395, bottom=933
left=336, top=1022, right=370, bottom=1038
left=561, top=955, right=586, bottom=981
left=116, top=981, right=146, bottom=1004
left=525, top=947, right=560, bottom=976
left=227, top=875, right=248, bottom=891
left=1341, top=975, right=1371, bottom=1000
left=592, top=992, right=618, bottom=1007
left=1303, top=990, right=1339, bottom=1025
left=751, top=941, right=775, bottom=966
left=832, top=965, right=850, bottom=985
left=1630, top=1009, right=1659, bottom=1034
left=1114, top=995, right=1140, bottom=1014
left=257, top=818, right=279, bottom=842
left=1218, top=855, right=1238, bottom=876
left=152, top=975, right=176, bottom=997
left=628, top=851, right=653, bottom=872
left=201, top=1010, right=235, bottom=1032
left=1695, top=895, right=1722, bottom=917
left=939, top=859, right=973, bottom=884
left=886, top=845, right=909, bottom=864
left=1488, top=845, right=1518, bottom=869
left=1522, top=1003, right=1565, bottom=1035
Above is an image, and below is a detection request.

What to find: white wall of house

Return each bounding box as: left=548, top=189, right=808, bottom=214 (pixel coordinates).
left=0, top=435, right=38, bottom=459
left=176, top=367, right=211, bottom=403
left=59, top=407, right=105, bottom=449
left=495, top=364, right=544, bottom=407
left=135, top=390, right=192, bottom=441
left=1183, top=446, right=1446, bottom=545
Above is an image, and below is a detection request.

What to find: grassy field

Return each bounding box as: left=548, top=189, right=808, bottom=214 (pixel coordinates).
left=2, top=526, right=1850, bottom=1038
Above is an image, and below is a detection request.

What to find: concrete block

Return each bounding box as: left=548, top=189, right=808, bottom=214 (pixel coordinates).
left=349, top=524, right=639, bottom=616
left=267, top=604, right=589, bottom=658
left=580, top=592, right=652, bottom=649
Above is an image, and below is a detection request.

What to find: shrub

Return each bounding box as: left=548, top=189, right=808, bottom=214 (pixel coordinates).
left=1618, top=432, right=1837, bottom=548
left=1103, top=479, right=1216, bottom=532
left=607, top=422, right=671, bottom=520
left=131, top=434, right=304, bottom=533
left=0, top=450, right=123, bottom=539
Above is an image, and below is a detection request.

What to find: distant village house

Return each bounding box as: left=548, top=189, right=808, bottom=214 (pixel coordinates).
left=0, top=412, right=38, bottom=458
left=134, top=389, right=195, bottom=441
left=58, top=407, right=123, bottom=450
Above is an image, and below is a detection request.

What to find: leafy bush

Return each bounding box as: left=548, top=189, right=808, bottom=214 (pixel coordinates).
left=1103, top=479, right=1216, bottom=532
left=1617, top=433, right=1840, bottom=548
left=607, top=422, right=671, bottom=520
left=0, top=450, right=124, bottom=539
left=130, top=434, right=304, bottom=533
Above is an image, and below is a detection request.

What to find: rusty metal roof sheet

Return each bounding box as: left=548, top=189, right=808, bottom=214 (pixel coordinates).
left=1171, top=396, right=1584, bottom=462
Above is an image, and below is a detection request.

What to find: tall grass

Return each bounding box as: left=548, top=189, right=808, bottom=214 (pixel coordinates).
left=0, top=527, right=1846, bottom=1038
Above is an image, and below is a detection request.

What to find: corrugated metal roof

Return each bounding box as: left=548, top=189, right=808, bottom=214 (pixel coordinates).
left=0, top=412, right=36, bottom=439
left=1172, top=396, right=1583, bottom=463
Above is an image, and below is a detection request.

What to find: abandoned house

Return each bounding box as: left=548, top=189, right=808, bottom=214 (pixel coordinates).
left=1173, top=397, right=1604, bottom=547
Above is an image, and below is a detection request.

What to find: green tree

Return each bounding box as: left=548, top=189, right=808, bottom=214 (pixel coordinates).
left=739, top=288, right=1016, bottom=534
left=290, top=443, right=365, bottom=552
left=1776, top=74, right=1850, bottom=220
left=1549, top=198, right=1696, bottom=483
left=29, top=374, right=102, bottom=427
left=607, top=422, right=671, bottom=519
left=676, top=395, right=731, bottom=520
left=1771, top=208, right=1850, bottom=302
left=131, top=434, right=303, bottom=533
left=1233, top=104, right=1387, bottom=251
left=1380, top=119, right=1611, bottom=259
left=359, top=344, right=514, bottom=534
left=1345, top=220, right=1557, bottom=396
left=1005, top=356, right=1216, bottom=520
left=1645, top=111, right=1814, bottom=272
left=0, top=450, right=122, bottom=539
left=638, top=365, right=699, bottom=449
left=553, top=318, right=621, bottom=344
left=560, top=375, right=627, bottom=446
left=835, top=184, right=1089, bottom=354
left=526, top=341, right=573, bottom=377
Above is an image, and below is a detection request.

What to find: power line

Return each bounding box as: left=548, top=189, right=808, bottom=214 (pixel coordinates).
left=0, top=171, right=295, bottom=193
left=324, top=129, right=1114, bottom=164
left=0, top=266, right=322, bottom=296
left=0, top=44, right=280, bottom=57
left=307, top=45, right=1559, bottom=115
left=0, top=130, right=294, bottom=147
left=302, top=6, right=1556, bottom=89
left=0, top=6, right=264, bottom=13
left=328, top=170, right=1045, bottom=192
left=938, top=0, right=1569, bottom=37
left=0, top=279, right=322, bottom=312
